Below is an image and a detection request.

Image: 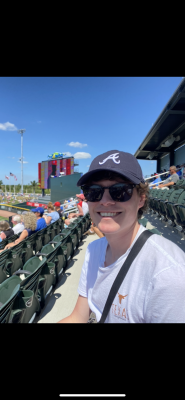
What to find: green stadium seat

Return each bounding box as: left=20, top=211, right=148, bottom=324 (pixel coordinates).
left=168, top=190, right=185, bottom=232
left=158, top=189, right=175, bottom=220
left=12, top=256, right=47, bottom=322
left=138, top=218, right=148, bottom=228
left=36, top=241, right=65, bottom=282
left=174, top=178, right=185, bottom=190
left=0, top=276, right=20, bottom=323
left=147, top=228, right=162, bottom=235
left=165, top=189, right=184, bottom=225
left=0, top=249, right=13, bottom=284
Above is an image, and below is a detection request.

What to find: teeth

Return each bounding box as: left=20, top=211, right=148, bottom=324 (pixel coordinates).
left=99, top=212, right=119, bottom=217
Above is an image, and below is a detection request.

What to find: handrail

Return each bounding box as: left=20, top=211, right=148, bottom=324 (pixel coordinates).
left=0, top=204, right=30, bottom=211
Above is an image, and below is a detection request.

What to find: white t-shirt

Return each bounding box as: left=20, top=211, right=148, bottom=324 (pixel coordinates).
left=78, top=225, right=185, bottom=323
left=12, top=223, right=24, bottom=235
left=82, top=201, right=89, bottom=216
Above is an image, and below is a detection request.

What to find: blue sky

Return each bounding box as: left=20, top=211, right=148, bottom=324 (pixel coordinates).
left=0, top=77, right=183, bottom=185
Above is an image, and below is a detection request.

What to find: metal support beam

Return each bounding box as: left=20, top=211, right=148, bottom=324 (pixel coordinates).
left=169, top=150, right=174, bottom=166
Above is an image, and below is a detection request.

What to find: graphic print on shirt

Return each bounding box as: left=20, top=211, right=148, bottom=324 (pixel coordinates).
left=99, top=153, right=120, bottom=165
left=118, top=293, right=128, bottom=304
left=111, top=293, right=129, bottom=321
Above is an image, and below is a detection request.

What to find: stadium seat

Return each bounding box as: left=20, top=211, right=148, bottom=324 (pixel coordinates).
left=38, top=227, right=51, bottom=246
left=12, top=256, right=47, bottom=322
left=12, top=240, right=34, bottom=264
left=158, top=189, right=175, bottom=220
left=167, top=190, right=185, bottom=232
left=37, top=261, right=56, bottom=308
left=0, top=249, right=13, bottom=284
left=66, top=222, right=82, bottom=245
left=25, top=231, right=43, bottom=254
left=147, top=228, right=162, bottom=235
left=149, top=189, right=163, bottom=212
left=174, top=178, right=185, bottom=190
left=138, top=217, right=148, bottom=228
left=0, top=276, right=20, bottom=323
left=152, top=189, right=165, bottom=214
left=165, top=189, right=184, bottom=226
left=60, top=229, right=75, bottom=260
left=36, top=241, right=65, bottom=282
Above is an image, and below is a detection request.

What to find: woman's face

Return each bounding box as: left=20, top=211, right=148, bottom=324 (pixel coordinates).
left=87, top=178, right=145, bottom=235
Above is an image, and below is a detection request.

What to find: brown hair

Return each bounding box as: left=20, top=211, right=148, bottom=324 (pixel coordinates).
left=47, top=202, right=54, bottom=211
left=84, top=170, right=149, bottom=219
left=0, top=221, right=11, bottom=231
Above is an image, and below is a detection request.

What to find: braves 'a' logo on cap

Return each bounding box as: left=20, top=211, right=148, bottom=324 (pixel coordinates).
left=99, top=153, right=120, bottom=165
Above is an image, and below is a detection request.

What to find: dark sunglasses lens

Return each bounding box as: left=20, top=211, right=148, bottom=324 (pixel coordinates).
left=110, top=184, right=133, bottom=202
left=83, top=186, right=103, bottom=202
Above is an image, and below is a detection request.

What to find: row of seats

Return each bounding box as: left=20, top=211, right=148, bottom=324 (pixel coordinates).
left=138, top=218, right=162, bottom=236
left=0, top=214, right=91, bottom=323
left=149, top=187, right=185, bottom=231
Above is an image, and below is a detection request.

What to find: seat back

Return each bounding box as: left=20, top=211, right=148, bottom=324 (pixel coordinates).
left=175, top=190, right=185, bottom=224
left=19, top=256, right=47, bottom=292
left=174, top=178, right=185, bottom=189
left=159, top=189, right=175, bottom=216
left=7, top=234, right=19, bottom=244
left=0, top=276, right=20, bottom=323
left=0, top=249, right=12, bottom=284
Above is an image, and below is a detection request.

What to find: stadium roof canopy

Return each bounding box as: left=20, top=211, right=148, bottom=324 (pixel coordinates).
left=134, top=78, right=185, bottom=161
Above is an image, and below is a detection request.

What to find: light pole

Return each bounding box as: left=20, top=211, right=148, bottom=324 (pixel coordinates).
left=18, top=129, right=26, bottom=194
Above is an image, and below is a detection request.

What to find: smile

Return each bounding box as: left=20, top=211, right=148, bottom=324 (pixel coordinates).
left=98, top=212, right=121, bottom=217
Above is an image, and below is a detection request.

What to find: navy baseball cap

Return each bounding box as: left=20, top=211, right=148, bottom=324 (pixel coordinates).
left=31, top=207, right=44, bottom=214
left=77, top=150, right=145, bottom=186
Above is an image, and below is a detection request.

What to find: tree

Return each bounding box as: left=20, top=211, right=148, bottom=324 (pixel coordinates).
left=0, top=180, right=3, bottom=189
left=30, top=181, right=38, bottom=194
left=16, top=184, right=21, bottom=193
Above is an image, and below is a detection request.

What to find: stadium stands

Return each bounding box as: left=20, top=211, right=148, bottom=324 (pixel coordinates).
left=0, top=209, right=91, bottom=323
left=0, top=190, right=169, bottom=323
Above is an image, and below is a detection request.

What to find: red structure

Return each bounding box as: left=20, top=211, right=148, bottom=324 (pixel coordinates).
left=38, top=157, right=75, bottom=189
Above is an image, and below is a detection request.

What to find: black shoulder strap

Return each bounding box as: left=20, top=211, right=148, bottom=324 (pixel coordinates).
left=98, top=230, right=153, bottom=323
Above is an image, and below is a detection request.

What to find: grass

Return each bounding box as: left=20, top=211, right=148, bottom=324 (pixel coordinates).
left=0, top=216, right=7, bottom=221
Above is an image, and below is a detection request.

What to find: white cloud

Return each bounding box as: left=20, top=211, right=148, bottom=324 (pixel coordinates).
left=86, top=165, right=90, bottom=168
left=8, top=157, right=15, bottom=159
left=18, top=160, right=28, bottom=164
left=0, top=122, right=17, bottom=131
left=64, top=152, right=72, bottom=157
left=73, top=152, right=91, bottom=159
left=67, top=142, right=87, bottom=148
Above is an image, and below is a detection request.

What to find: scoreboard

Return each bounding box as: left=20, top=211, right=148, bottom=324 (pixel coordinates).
left=38, top=157, right=74, bottom=189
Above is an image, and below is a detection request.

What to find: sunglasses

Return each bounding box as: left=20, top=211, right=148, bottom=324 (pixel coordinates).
left=81, top=183, right=136, bottom=202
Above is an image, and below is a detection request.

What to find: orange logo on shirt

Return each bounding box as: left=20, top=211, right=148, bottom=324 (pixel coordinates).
left=118, top=293, right=128, bottom=304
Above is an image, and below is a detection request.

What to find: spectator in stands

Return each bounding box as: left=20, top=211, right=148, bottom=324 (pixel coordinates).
left=76, top=193, right=84, bottom=208
left=153, top=165, right=179, bottom=189
left=58, top=149, right=185, bottom=323
left=0, top=220, right=14, bottom=242
left=160, top=169, right=167, bottom=181
left=31, top=207, right=47, bottom=231
left=3, top=212, right=37, bottom=249
left=64, top=197, right=89, bottom=226
left=54, top=201, right=64, bottom=217
left=176, top=165, right=182, bottom=179
left=12, top=215, right=24, bottom=235
left=43, top=202, right=59, bottom=225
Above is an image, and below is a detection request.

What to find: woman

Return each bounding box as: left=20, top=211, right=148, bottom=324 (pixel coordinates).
left=43, top=202, right=59, bottom=225
left=4, top=212, right=37, bottom=250
left=0, top=220, right=14, bottom=242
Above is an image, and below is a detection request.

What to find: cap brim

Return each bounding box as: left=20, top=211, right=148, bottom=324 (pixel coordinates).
left=31, top=209, right=37, bottom=212
left=77, top=168, right=144, bottom=186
